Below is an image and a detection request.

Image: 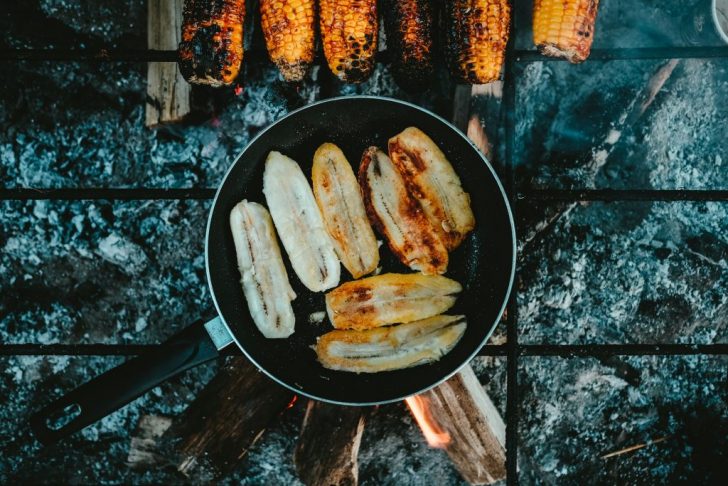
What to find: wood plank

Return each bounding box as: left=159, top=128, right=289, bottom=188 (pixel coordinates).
left=146, top=0, right=190, bottom=126
left=410, top=365, right=506, bottom=485
left=128, top=357, right=294, bottom=481
left=294, top=401, right=368, bottom=486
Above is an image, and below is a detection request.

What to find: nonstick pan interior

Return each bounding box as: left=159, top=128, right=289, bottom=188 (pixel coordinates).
left=206, top=96, right=515, bottom=405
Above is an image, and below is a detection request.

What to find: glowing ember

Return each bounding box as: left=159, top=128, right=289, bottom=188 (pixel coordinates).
left=405, top=395, right=451, bottom=448
left=286, top=395, right=298, bottom=410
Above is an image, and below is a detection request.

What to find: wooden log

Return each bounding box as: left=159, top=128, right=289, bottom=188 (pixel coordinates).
left=294, top=401, right=368, bottom=486
left=146, top=0, right=191, bottom=126
left=452, top=82, right=503, bottom=163
left=127, top=414, right=173, bottom=468
left=128, top=356, right=294, bottom=481
left=407, top=364, right=506, bottom=485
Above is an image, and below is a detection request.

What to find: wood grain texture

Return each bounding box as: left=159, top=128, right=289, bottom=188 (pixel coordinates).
left=165, top=356, right=293, bottom=481
left=146, top=0, right=191, bottom=126
left=417, top=365, right=506, bottom=485
left=294, top=401, right=368, bottom=486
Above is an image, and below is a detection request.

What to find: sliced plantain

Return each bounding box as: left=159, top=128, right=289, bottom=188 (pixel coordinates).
left=388, top=127, right=475, bottom=250
left=263, top=151, right=341, bottom=292
left=325, top=272, right=461, bottom=330
left=315, top=314, right=467, bottom=373
left=312, top=143, right=379, bottom=279
left=359, top=147, right=449, bottom=275
left=229, top=200, right=296, bottom=338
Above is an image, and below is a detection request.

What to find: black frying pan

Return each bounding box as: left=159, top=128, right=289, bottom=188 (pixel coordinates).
left=30, top=96, right=516, bottom=445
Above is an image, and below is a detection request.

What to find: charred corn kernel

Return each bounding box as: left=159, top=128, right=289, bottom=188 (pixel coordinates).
left=382, top=0, right=434, bottom=90
left=445, top=0, right=511, bottom=84
left=179, top=0, right=245, bottom=87
left=260, top=0, right=316, bottom=82
left=319, top=0, right=378, bottom=83
left=533, top=0, right=599, bottom=63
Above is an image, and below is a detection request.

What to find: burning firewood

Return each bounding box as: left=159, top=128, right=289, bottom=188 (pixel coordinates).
left=294, top=401, right=368, bottom=486
left=128, top=357, right=293, bottom=481
left=146, top=0, right=191, bottom=126
left=405, top=364, right=506, bottom=485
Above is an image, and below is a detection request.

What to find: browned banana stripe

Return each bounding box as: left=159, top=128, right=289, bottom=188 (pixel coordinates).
left=359, top=146, right=448, bottom=275
left=319, top=0, right=378, bottom=83
left=179, top=0, right=245, bottom=86
left=382, top=0, right=435, bottom=90
left=260, top=0, right=316, bottom=81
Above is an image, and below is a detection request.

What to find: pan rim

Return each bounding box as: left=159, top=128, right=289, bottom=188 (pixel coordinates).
left=205, top=95, right=517, bottom=406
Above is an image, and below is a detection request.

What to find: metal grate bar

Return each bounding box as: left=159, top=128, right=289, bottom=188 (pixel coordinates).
left=518, top=343, right=728, bottom=357
left=503, top=6, right=520, bottom=484
left=0, top=188, right=217, bottom=200
left=520, top=189, right=728, bottom=202
left=4, top=187, right=728, bottom=202
left=0, top=48, right=179, bottom=62
left=515, top=46, right=728, bottom=61
left=3, top=45, right=726, bottom=64
left=3, top=343, right=725, bottom=358
left=4, top=188, right=728, bottom=202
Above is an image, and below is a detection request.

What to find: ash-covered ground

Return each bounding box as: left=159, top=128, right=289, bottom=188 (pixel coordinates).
left=1, top=0, right=727, bottom=484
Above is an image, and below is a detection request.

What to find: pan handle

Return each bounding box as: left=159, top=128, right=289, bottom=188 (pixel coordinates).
left=29, top=316, right=234, bottom=445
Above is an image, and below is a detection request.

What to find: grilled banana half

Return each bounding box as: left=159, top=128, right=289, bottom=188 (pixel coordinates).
left=312, top=143, right=379, bottom=279
left=260, top=0, right=316, bottom=81
left=229, top=201, right=296, bottom=338
left=315, top=314, right=467, bottom=373
left=382, top=0, right=435, bottom=90
left=179, top=0, right=245, bottom=86
left=389, top=127, right=475, bottom=250
left=325, top=273, right=461, bottom=330
left=359, top=147, right=449, bottom=275
left=263, top=151, right=341, bottom=292
left=319, top=0, right=378, bottom=83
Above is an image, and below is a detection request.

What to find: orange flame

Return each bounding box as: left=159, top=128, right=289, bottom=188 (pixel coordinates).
left=286, top=395, right=298, bottom=410
left=405, top=395, right=450, bottom=448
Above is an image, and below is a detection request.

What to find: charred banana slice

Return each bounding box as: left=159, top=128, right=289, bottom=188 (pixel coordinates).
left=315, top=314, right=467, bottom=373
left=389, top=127, right=475, bottom=250
left=325, top=273, right=461, bottom=330
left=263, top=151, right=341, bottom=292
left=359, top=147, right=448, bottom=275
left=312, top=143, right=379, bottom=279
left=229, top=201, right=296, bottom=338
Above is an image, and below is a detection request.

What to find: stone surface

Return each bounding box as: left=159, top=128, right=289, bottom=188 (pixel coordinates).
left=1, top=200, right=212, bottom=344
left=518, top=356, right=728, bottom=484
left=515, top=59, right=728, bottom=190
left=518, top=202, right=728, bottom=344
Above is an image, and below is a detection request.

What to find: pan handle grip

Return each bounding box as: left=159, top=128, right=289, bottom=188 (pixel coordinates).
left=29, top=316, right=234, bottom=445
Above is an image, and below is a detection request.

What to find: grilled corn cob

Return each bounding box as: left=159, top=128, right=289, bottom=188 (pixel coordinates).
left=263, top=151, right=341, bottom=292
left=359, top=147, right=449, bottom=275
left=229, top=201, right=296, bottom=339
left=179, top=0, right=245, bottom=86
left=382, top=0, right=435, bottom=90
left=319, top=0, right=378, bottom=82
left=312, top=143, right=380, bottom=279
left=315, top=314, right=467, bottom=373
left=389, top=127, right=475, bottom=250
left=445, top=0, right=511, bottom=84
left=325, top=273, right=462, bottom=330
left=533, top=0, right=599, bottom=63
left=260, top=0, right=316, bottom=81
